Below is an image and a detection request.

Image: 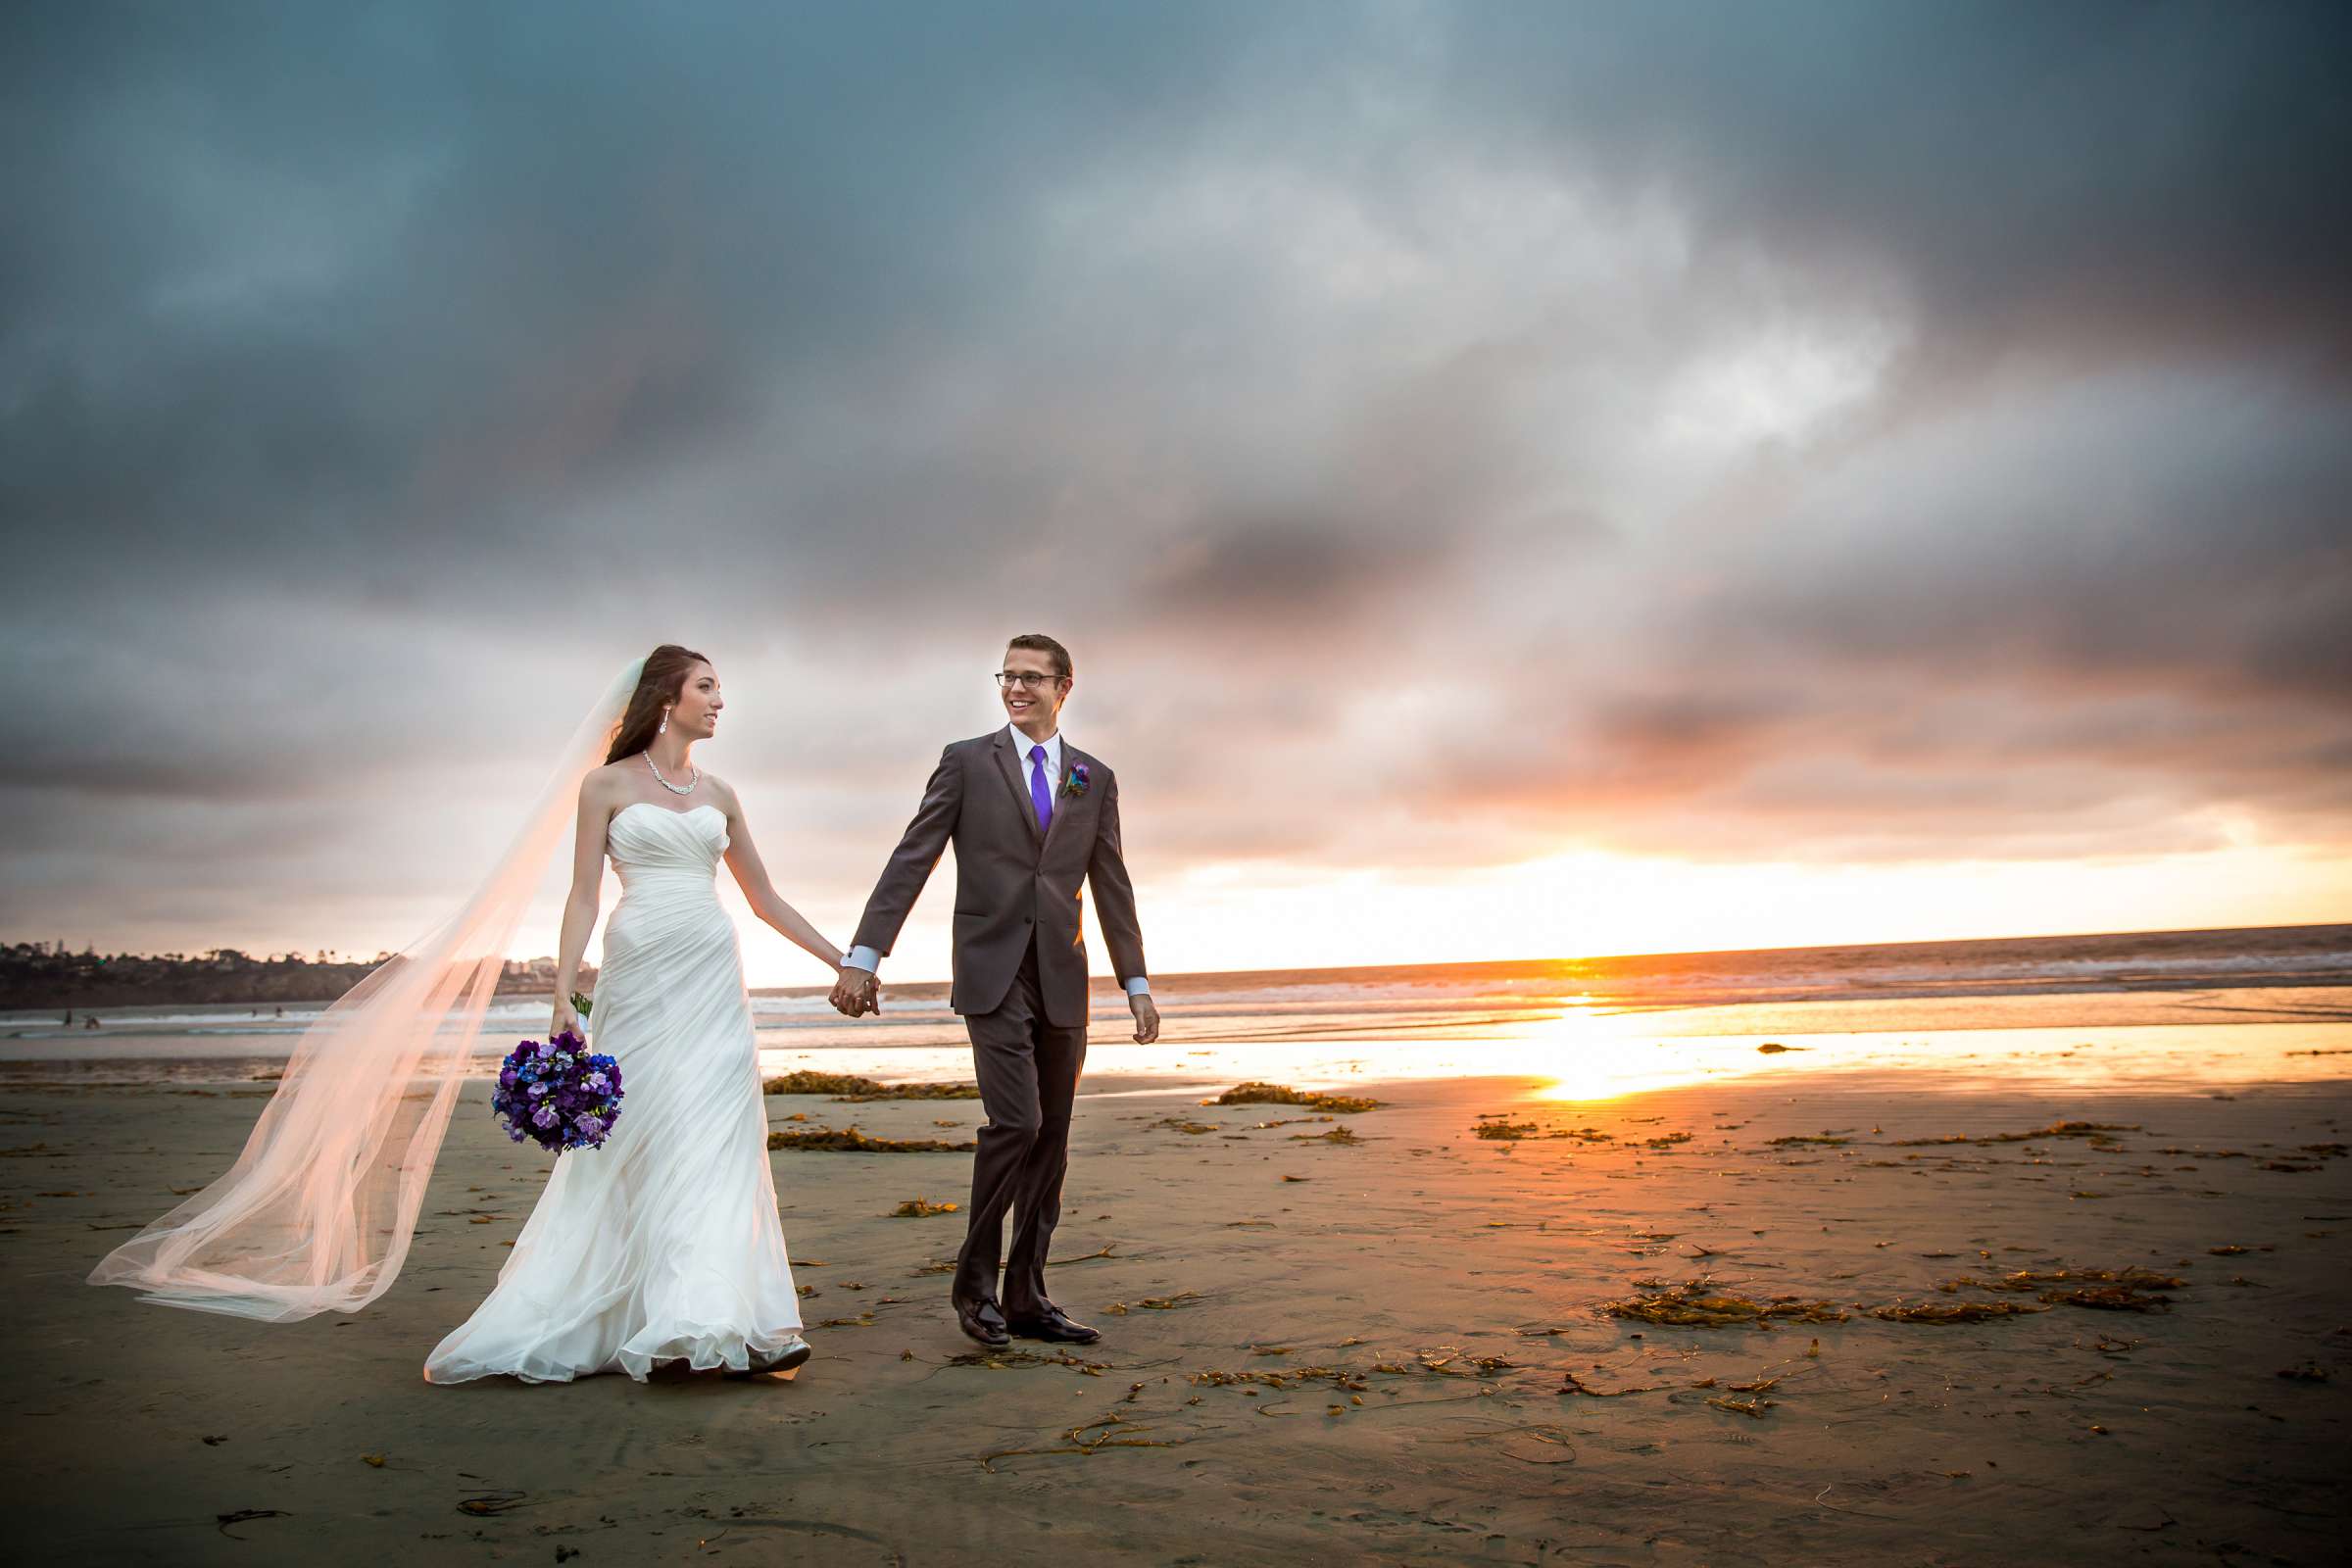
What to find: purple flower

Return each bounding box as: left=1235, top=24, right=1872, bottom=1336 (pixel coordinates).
left=496, top=1034, right=623, bottom=1154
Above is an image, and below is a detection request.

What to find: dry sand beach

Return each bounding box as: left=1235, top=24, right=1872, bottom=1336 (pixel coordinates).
left=5, top=1002, right=2350, bottom=1566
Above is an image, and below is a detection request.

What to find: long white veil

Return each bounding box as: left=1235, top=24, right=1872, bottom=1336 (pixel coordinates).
left=86, top=657, right=646, bottom=1323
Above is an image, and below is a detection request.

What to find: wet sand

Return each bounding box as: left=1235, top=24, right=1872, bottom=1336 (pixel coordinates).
left=4, top=1043, right=2348, bottom=1564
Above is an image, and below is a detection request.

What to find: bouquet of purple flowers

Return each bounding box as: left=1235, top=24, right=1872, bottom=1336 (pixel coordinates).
left=492, top=1027, right=624, bottom=1153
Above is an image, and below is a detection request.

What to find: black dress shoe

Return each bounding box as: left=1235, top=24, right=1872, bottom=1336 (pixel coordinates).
left=954, top=1295, right=1010, bottom=1348
left=1004, top=1303, right=1101, bottom=1345
left=724, top=1336, right=812, bottom=1378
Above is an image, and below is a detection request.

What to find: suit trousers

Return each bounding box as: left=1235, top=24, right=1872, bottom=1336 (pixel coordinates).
left=954, top=938, right=1089, bottom=1317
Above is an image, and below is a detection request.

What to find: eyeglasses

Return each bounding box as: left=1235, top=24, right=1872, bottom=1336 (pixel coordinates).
left=994, top=670, right=1065, bottom=690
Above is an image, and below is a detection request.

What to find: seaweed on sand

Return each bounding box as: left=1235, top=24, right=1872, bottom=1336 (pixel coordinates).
left=1891, top=1120, right=2139, bottom=1147
left=1206, top=1082, right=1385, bottom=1113
left=1941, top=1265, right=2183, bottom=1312
left=1046, top=1243, right=1120, bottom=1265
left=766, top=1126, right=975, bottom=1152
left=1432, top=1423, right=1579, bottom=1464
left=977, top=1412, right=1184, bottom=1473
left=763, top=1070, right=981, bottom=1101
left=454, top=1494, right=526, bottom=1518
left=1289, top=1124, right=1364, bottom=1145
left=1473, top=1119, right=1613, bottom=1144
left=1872, top=1299, right=2050, bottom=1324
left=2042, top=1285, right=2177, bottom=1310
left=946, top=1348, right=1109, bottom=1374
left=889, top=1198, right=959, bottom=1217
left=1559, top=1370, right=1672, bottom=1396
left=1953, top=1265, right=2180, bottom=1295
left=1190, top=1348, right=1505, bottom=1395
left=1192, top=1364, right=1370, bottom=1393
left=1102, top=1292, right=1201, bottom=1315
left=1604, top=1279, right=1850, bottom=1328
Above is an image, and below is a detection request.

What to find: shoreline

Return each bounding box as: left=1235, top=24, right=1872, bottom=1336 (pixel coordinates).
left=11, top=918, right=2348, bottom=1015
left=7, top=993, right=2351, bottom=1105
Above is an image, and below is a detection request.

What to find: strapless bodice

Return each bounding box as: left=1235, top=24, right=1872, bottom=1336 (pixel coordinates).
left=607, top=803, right=728, bottom=893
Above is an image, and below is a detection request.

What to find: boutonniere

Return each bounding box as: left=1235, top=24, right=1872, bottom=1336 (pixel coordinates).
left=1060, top=761, right=1090, bottom=799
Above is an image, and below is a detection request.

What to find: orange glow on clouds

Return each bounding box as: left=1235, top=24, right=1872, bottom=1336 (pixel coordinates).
left=671, top=839, right=2352, bottom=989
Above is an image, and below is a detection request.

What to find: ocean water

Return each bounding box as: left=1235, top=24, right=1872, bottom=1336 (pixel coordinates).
left=5, top=923, right=2349, bottom=1095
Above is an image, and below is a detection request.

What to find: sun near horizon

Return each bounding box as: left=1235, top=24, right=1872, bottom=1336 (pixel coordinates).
left=666, top=838, right=2349, bottom=990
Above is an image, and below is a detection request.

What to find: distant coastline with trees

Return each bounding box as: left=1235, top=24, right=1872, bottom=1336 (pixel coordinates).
left=0, top=941, right=591, bottom=1010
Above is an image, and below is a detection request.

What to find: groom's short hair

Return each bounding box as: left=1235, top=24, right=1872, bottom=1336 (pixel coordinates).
left=1006, top=633, right=1072, bottom=680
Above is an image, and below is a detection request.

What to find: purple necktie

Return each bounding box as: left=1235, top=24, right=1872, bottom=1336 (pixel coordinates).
left=1029, top=744, right=1054, bottom=832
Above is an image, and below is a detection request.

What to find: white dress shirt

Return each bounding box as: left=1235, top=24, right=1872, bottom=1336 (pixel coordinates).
left=1016, top=724, right=1065, bottom=803
left=845, top=723, right=1151, bottom=998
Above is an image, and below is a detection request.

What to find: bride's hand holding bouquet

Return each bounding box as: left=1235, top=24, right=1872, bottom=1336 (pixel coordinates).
left=551, top=988, right=592, bottom=1042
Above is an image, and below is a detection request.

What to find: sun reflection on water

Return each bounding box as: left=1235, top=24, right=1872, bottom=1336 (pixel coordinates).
left=735, top=1004, right=2352, bottom=1101
left=13, top=987, right=2346, bottom=1097
left=1510, top=1005, right=1703, bottom=1102
left=1503, top=1011, right=2352, bottom=1102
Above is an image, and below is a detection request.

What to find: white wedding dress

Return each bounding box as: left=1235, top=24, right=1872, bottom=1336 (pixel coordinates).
left=423, top=802, right=803, bottom=1384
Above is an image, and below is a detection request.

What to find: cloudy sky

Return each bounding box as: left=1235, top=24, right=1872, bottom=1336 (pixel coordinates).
left=5, top=1, right=2348, bottom=984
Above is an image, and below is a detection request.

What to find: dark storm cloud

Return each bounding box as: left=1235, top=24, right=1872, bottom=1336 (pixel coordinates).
left=1439, top=2, right=2352, bottom=368
left=4, top=1, right=2349, bottom=951
left=1715, top=373, right=2352, bottom=702
left=2, top=2, right=1277, bottom=609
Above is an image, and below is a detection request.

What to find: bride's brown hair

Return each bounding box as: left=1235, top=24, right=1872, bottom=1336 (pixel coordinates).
left=604, top=644, right=712, bottom=764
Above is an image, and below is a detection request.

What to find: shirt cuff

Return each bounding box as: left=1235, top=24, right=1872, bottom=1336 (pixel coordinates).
left=1122, top=975, right=1152, bottom=998
left=845, top=946, right=883, bottom=975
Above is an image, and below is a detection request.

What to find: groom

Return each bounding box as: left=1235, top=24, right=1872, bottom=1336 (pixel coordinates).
left=830, top=633, right=1156, bottom=1348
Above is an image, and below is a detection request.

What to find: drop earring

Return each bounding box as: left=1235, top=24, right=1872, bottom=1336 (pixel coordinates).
left=659, top=707, right=669, bottom=736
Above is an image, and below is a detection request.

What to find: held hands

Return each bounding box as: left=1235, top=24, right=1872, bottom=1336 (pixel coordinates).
left=1129, top=993, right=1160, bottom=1045
left=829, top=965, right=880, bottom=1018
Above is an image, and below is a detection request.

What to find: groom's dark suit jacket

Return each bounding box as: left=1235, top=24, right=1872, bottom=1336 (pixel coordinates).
left=852, top=729, right=1147, bottom=1029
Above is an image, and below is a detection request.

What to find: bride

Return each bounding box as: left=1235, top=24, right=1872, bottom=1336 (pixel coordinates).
left=425, top=644, right=846, bottom=1383
left=89, top=645, right=851, bottom=1385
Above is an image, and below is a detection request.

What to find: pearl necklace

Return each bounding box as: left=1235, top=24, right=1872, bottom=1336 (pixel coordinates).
left=645, top=752, right=699, bottom=795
